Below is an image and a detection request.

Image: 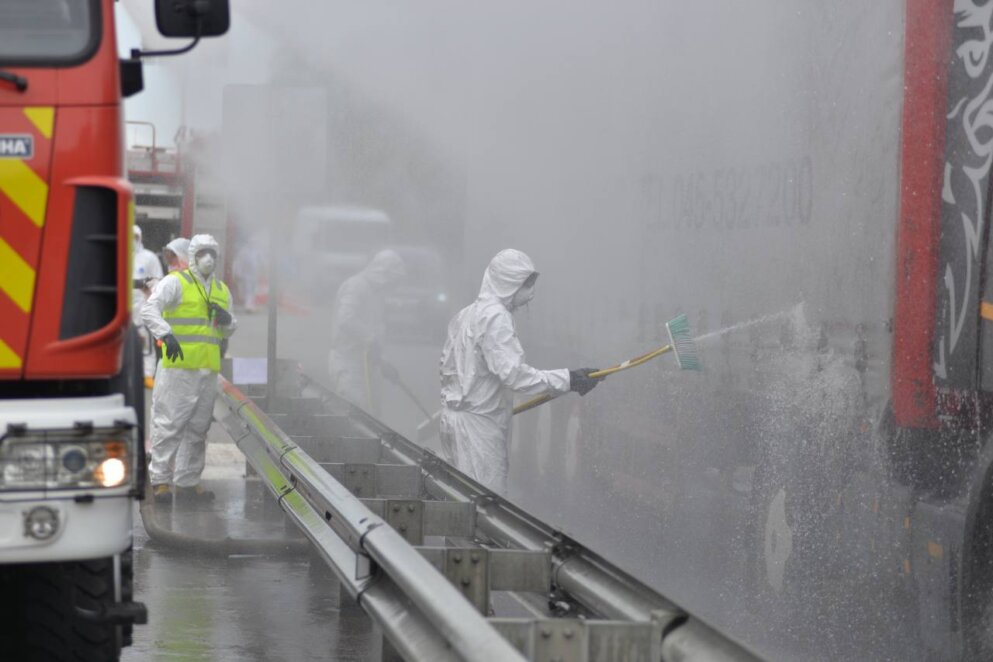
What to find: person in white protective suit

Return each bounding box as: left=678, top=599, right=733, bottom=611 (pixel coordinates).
left=439, top=249, right=602, bottom=494
left=132, top=227, right=167, bottom=386
left=328, top=249, right=406, bottom=414
left=133, top=237, right=190, bottom=388
left=142, top=235, right=236, bottom=502
left=133, top=225, right=164, bottom=284
left=162, top=237, right=190, bottom=273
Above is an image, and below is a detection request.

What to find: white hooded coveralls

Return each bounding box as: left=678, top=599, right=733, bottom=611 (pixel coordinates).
left=163, top=237, right=191, bottom=273
left=133, top=226, right=164, bottom=283
left=439, top=249, right=570, bottom=494
left=141, top=235, right=237, bottom=487
left=132, top=228, right=167, bottom=380
left=328, top=250, right=405, bottom=414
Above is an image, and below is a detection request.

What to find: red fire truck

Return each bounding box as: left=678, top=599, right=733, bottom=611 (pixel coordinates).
left=0, top=1, right=227, bottom=658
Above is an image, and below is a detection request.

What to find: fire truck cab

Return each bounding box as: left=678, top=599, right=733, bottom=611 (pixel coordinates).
left=0, top=1, right=227, bottom=658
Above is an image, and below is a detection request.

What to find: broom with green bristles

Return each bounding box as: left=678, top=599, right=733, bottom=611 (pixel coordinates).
left=513, top=313, right=701, bottom=415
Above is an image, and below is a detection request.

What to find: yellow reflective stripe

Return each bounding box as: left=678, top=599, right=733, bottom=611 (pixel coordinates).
left=981, top=301, right=993, bottom=321
left=23, top=106, right=54, bottom=139
left=0, top=237, right=35, bottom=312
left=0, top=337, right=22, bottom=369
left=168, top=317, right=210, bottom=325
left=0, top=158, right=48, bottom=227
left=172, top=334, right=222, bottom=345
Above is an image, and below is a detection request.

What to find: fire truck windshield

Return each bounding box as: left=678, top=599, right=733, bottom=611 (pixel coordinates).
left=0, top=0, right=99, bottom=66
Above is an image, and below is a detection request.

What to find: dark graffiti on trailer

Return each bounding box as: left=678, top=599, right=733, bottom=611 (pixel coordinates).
left=934, top=2, right=993, bottom=392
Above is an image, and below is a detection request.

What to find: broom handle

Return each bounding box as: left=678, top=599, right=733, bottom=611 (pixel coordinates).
left=513, top=344, right=673, bottom=415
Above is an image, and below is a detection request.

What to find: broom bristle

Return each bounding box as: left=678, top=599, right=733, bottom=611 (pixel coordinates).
left=666, top=314, right=701, bottom=370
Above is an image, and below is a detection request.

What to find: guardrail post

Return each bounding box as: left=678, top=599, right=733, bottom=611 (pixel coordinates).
left=384, top=499, right=424, bottom=545
left=446, top=548, right=491, bottom=613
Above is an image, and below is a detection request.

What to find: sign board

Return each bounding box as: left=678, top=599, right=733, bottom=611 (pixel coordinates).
left=0, top=135, right=33, bottom=159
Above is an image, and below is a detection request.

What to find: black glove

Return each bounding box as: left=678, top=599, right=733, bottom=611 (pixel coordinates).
left=209, top=302, right=232, bottom=326
left=381, top=361, right=400, bottom=382
left=162, top=333, right=184, bottom=362
left=569, top=368, right=602, bottom=396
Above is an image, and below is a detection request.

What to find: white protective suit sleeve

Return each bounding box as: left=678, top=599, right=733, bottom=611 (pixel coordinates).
left=141, top=274, right=183, bottom=339
left=480, top=310, right=570, bottom=396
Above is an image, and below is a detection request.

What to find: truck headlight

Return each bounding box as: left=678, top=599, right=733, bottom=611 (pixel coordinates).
left=94, top=458, right=127, bottom=488
left=0, top=431, right=132, bottom=490
left=4, top=444, right=50, bottom=486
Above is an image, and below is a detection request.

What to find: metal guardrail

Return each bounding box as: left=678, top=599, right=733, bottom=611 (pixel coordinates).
left=215, top=365, right=763, bottom=662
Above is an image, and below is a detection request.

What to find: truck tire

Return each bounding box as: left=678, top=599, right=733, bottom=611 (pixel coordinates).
left=0, top=558, right=122, bottom=661
left=120, top=547, right=135, bottom=648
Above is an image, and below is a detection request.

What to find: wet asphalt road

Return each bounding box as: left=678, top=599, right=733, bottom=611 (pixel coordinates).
left=124, top=422, right=379, bottom=661
left=124, top=307, right=430, bottom=661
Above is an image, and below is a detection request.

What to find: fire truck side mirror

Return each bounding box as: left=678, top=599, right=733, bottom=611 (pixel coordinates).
left=155, top=0, right=230, bottom=39
left=120, top=59, right=144, bottom=98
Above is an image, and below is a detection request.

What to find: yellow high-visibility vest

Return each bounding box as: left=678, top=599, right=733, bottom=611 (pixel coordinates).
left=161, top=269, right=231, bottom=372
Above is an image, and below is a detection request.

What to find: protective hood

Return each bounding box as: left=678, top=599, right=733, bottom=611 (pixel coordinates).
left=363, top=249, right=406, bottom=287
left=478, top=249, right=537, bottom=307
left=164, top=237, right=191, bottom=272
left=165, top=237, right=190, bottom=260
left=188, top=234, right=220, bottom=279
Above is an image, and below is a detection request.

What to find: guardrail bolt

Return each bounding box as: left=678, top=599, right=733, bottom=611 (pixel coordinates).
left=563, top=628, right=574, bottom=639
left=407, top=504, right=416, bottom=512
left=540, top=628, right=552, bottom=639
left=460, top=577, right=471, bottom=587
left=392, top=505, right=401, bottom=513
left=453, top=553, right=463, bottom=563
left=399, top=524, right=407, bottom=532
left=470, top=552, right=480, bottom=564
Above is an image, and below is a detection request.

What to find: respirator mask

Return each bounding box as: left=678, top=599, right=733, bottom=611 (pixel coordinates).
left=195, top=251, right=216, bottom=277
left=509, top=273, right=538, bottom=311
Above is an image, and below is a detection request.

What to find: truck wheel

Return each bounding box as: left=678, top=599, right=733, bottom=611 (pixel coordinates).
left=0, top=558, right=122, bottom=661
left=120, top=547, right=135, bottom=648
